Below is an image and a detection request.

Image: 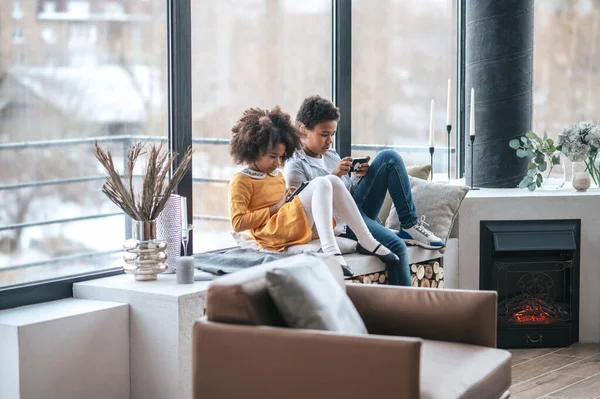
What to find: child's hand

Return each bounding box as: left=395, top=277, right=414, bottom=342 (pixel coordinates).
left=333, top=157, right=352, bottom=178
left=353, top=156, right=371, bottom=178
left=286, top=186, right=297, bottom=198
left=270, top=187, right=296, bottom=216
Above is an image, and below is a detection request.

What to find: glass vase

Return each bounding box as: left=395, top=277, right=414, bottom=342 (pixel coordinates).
left=583, top=156, right=600, bottom=189
left=572, top=161, right=592, bottom=192
left=123, top=219, right=168, bottom=281
left=541, top=152, right=566, bottom=191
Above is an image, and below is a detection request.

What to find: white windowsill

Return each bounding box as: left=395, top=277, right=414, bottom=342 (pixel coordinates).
left=75, top=272, right=211, bottom=300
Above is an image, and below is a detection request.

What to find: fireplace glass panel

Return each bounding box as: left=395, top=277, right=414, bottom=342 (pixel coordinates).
left=493, top=253, right=573, bottom=327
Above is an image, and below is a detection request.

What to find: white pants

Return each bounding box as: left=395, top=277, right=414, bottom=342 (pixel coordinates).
left=297, top=175, right=381, bottom=257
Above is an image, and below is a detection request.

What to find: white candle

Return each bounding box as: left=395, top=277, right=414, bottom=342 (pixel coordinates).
left=469, top=88, right=475, bottom=137
left=181, top=196, right=188, bottom=238
left=446, top=78, right=452, bottom=126
left=176, top=256, right=195, bottom=284
left=429, top=99, right=435, bottom=147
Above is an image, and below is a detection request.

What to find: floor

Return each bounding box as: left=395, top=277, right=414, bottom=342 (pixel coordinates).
left=510, top=344, right=600, bottom=398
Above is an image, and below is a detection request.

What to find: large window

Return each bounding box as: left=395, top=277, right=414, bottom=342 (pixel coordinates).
left=0, top=0, right=167, bottom=287
left=533, top=1, right=599, bottom=140
left=190, top=0, right=332, bottom=253
left=351, top=0, right=457, bottom=178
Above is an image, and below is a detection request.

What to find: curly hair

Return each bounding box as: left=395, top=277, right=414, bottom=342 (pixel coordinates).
left=230, top=106, right=303, bottom=165
left=295, top=95, right=340, bottom=130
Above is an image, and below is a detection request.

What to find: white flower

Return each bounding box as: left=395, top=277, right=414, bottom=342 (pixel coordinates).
left=559, top=121, right=600, bottom=162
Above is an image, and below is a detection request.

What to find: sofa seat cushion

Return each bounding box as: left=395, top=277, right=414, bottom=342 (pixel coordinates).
left=420, top=339, right=511, bottom=399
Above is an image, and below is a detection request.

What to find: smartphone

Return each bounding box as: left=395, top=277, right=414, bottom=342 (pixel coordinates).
left=351, top=157, right=369, bottom=172
left=286, top=181, right=310, bottom=203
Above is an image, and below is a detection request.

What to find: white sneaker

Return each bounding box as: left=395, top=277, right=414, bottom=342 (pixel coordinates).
left=398, top=216, right=445, bottom=249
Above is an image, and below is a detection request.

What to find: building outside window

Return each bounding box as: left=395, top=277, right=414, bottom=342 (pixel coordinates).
left=11, top=52, right=24, bottom=66
left=41, top=26, right=57, bottom=44
left=68, top=23, right=98, bottom=46
left=12, top=0, right=24, bottom=19
left=12, top=26, right=24, bottom=44
left=67, top=0, right=91, bottom=17
left=42, top=1, right=57, bottom=14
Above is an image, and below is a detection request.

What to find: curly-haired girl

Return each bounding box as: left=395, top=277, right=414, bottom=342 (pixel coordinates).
left=228, top=106, right=398, bottom=276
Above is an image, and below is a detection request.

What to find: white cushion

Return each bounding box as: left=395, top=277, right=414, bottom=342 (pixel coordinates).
left=266, top=257, right=368, bottom=334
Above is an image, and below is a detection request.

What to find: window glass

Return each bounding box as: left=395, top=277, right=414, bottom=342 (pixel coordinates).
left=190, top=0, right=332, bottom=252
left=0, top=0, right=168, bottom=287
left=533, top=1, right=599, bottom=139
left=351, top=0, right=457, bottom=179
left=12, top=0, right=24, bottom=19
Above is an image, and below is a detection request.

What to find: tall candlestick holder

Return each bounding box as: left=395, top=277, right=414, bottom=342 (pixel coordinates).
left=429, top=146, right=435, bottom=181
left=446, top=124, right=452, bottom=181
left=469, top=135, right=480, bottom=190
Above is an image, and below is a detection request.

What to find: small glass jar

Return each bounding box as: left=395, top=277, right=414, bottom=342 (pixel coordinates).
left=572, top=161, right=592, bottom=192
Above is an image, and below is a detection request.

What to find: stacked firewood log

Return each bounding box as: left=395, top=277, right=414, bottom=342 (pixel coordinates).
left=410, top=260, right=444, bottom=288
left=345, top=260, right=444, bottom=289
left=346, top=271, right=388, bottom=285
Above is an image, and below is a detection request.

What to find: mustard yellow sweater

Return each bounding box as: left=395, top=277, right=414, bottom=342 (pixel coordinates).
left=228, top=169, right=312, bottom=252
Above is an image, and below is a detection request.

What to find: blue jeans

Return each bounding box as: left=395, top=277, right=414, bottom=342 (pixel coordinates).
left=341, top=150, right=418, bottom=286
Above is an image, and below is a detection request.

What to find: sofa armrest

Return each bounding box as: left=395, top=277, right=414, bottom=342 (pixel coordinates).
left=346, top=284, right=497, bottom=348
left=193, top=319, right=421, bottom=399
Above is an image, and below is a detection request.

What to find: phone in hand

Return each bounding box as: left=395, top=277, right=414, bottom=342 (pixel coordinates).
left=351, top=157, right=369, bottom=173
left=286, top=181, right=310, bottom=203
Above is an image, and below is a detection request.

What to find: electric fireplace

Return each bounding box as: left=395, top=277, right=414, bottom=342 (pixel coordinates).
left=480, top=220, right=580, bottom=349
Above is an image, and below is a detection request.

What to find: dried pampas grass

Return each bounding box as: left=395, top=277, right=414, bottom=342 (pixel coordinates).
left=94, top=141, right=192, bottom=221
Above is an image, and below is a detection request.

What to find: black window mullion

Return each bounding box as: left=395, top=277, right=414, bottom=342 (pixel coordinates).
left=457, top=0, right=466, bottom=178
left=332, top=0, right=352, bottom=157
left=167, top=0, right=193, bottom=254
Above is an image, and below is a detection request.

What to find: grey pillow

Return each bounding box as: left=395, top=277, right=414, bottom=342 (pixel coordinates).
left=266, top=259, right=367, bottom=334
left=386, top=177, right=469, bottom=243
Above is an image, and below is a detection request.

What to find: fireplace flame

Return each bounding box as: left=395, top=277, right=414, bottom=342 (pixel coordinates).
left=501, top=295, right=560, bottom=324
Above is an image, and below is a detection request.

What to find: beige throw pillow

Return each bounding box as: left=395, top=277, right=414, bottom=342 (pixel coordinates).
left=406, top=164, right=432, bottom=180
left=386, top=177, right=469, bottom=243
left=266, top=258, right=368, bottom=334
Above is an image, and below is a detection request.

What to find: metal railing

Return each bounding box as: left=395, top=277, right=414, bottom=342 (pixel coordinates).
left=0, top=135, right=455, bottom=271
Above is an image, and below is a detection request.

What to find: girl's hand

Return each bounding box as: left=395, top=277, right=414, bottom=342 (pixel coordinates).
left=353, top=156, right=371, bottom=178
left=333, top=157, right=353, bottom=178
left=269, top=187, right=296, bottom=215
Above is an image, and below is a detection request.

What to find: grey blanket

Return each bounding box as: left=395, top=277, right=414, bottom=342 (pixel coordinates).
left=194, top=248, right=293, bottom=275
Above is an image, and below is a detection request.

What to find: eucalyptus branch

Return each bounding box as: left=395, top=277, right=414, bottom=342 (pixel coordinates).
left=510, top=131, right=560, bottom=191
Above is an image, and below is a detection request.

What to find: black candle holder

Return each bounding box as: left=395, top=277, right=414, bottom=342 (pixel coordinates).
left=446, top=124, right=452, bottom=181
left=469, top=135, right=480, bottom=190
left=429, top=146, right=435, bottom=181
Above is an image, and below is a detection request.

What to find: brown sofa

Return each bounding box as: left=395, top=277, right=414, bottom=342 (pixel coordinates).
left=192, top=256, right=512, bottom=399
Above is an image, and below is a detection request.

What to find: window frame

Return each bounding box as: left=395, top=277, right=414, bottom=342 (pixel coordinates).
left=332, top=0, right=352, bottom=157
left=1, top=0, right=464, bottom=311
left=457, top=0, right=466, bottom=178
left=0, top=0, right=189, bottom=311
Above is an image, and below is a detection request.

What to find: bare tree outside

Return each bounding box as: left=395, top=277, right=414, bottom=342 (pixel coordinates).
left=0, top=0, right=167, bottom=286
